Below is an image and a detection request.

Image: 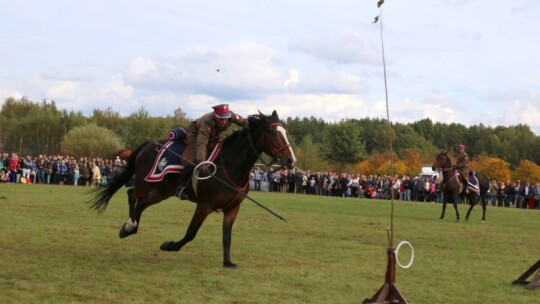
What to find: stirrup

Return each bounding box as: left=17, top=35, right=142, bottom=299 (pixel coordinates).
left=176, top=186, right=188, bottom=200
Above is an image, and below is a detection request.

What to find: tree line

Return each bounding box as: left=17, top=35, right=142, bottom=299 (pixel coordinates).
left=1, top=97, right=540, bottom=181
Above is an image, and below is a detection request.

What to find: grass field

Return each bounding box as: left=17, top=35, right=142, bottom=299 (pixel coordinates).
left=0, top=183, right=538, bottom=303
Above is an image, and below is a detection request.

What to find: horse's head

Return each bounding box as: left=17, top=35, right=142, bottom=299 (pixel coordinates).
left=432, top=151, right=451, bottom=171
left=250, top=110, right=296, bottom=170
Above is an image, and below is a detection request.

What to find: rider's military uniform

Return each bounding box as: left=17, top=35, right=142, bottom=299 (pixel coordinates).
left=175, top=104, right=246, bottom=200
left=456, top=152, right=469, bottom=180
left=187, top=109, right=246, bottom=164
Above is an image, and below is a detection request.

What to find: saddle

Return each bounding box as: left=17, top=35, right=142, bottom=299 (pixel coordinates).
left=145, top=129, right=225, bottom=183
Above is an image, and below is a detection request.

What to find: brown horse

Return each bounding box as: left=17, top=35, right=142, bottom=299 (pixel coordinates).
left=432, top=151, right=490, bottom=222
left=88, top=111, right=296, bottom=268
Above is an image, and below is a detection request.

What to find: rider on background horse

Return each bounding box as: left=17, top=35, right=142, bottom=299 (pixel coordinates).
left=454, top=144, right=477, bottom=187
left=175, top=104, right=248, bottom=200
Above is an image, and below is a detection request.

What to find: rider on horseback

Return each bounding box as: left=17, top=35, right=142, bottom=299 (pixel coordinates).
left=176, top=104, right=247, bottom=200
left=454, top=144, right=477, bottom=187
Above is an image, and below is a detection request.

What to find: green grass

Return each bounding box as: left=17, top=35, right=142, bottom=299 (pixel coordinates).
left=0, top=184, right=538, bottom=303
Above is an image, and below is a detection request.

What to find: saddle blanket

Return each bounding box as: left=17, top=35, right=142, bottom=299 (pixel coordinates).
left=467, top=176, right=480, bottom=194
left=145, top=139, right=225, bottom=183
left=145, top=140, right=186, bottom=182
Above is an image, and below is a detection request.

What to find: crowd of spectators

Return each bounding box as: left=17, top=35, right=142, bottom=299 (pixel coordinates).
left=2, top=153, right=539, bottom=210
left=249, top=167, right=540, bottom=210
left=0, top=152, right=127, bottom=187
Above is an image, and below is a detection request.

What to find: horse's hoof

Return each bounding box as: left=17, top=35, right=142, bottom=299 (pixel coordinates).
left=160, top=241, right=180, bottom=252
left=119, top=225, right=137, bottom=239
left=439, top=217, right=444, bottom=220
left=481, top=220, right=485, bottom=223
left=465, top=217, right=469, bottom=221
left=457, top=218, right=461, bottom=222
left=224, top=262, right=239, bottom=269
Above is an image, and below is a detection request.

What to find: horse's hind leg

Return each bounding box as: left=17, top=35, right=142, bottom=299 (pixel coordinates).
left=453, top=193, right=461, bottom=221
left=119, top=188, right=165, bottom=238
left=466, top=204, right=474, bottom=221
left=481, top=197, right=487, bottom=222
left=466, top=195, right=476, bottom=221
left=160, top=203, right=213, bottom=252
left=120, top=188, right=139, bottom=238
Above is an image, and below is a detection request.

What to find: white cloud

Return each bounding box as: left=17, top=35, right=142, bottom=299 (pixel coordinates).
left=284, top=69, right=299, bottom=86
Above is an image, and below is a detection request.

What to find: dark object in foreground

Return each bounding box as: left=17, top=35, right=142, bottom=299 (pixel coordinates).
left=512, top=259, right=540, bottom=290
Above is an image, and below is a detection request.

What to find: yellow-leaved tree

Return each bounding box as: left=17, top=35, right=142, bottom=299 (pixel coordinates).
left=469, top=154, right=511, bottom=182
left=513, top=160, right=540, bottom=184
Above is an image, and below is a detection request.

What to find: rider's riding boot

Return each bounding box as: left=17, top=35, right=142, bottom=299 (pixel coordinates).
left=175, top=183, right=188, bottom=200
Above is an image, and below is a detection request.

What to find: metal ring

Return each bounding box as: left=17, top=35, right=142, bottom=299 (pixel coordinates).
left=194, top=161, right=217, bottom=180
left=395, top=241, right=414, bottom=269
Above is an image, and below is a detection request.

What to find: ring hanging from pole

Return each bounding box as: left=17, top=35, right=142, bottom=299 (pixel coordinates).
left=395, top=240, right=414, bottom=269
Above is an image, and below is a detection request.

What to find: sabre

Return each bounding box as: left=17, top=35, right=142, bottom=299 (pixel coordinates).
left=154, top=141, right=288, bottom=223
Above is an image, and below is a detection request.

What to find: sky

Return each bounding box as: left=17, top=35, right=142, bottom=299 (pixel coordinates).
left=1, top=0, right=539, bottom=135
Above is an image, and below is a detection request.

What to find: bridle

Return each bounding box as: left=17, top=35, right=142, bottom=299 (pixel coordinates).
left=434, top=153, right=454, bottom=172
left=434, top=153, right=459, bottom=189
left=247, top=121, right=291, bottom=172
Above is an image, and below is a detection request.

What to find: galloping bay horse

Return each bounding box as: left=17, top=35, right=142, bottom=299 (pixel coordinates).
left=89, top=111, right=296, bottom=268
left=432, top=151, right=490, bottom=222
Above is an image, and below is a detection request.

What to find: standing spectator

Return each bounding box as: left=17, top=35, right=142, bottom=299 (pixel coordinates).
left=514, top=181, right=522, bottom=208
left=533, top=182, right=540, bottom=210
left=402, top=176, right=411, bottom=201
left=411, top=177, right=419, bottom=201
left=91, top=162, right=101, bottom=187
left=281, top=170, right=289, bottom=193
left=72, top=161, right=80, bottom=186
left=497, top=181, right=506, bottom=207
left=424, top=178, right=431, bottom=202
left=301, top=172, right=308, bottom=194
left=351, top=175, right=360, bottom=198
left=35, top=155, right=46, bottom=184
left=287, top=169, right=296, bottom=193
left=80, top=160, right=90, bottom=186
left=489, top=180, right=498, bottom=207
left=21, top=155, right=33, bottom=181
left=253, top=167, right=262, bottom=191
left=58, top=160, right=68, bottom=186
left=339, top=173, right=349, bottom=198
left=7, top=153, right=19, bottom=183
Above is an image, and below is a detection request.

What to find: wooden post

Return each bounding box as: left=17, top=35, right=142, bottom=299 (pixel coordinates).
left=363, top=248, right=410, bottom=304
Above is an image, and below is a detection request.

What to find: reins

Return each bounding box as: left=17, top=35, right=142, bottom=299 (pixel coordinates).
left=246, top=122, right=290, bottom=173
left=434, top=154, right=459, bottom=190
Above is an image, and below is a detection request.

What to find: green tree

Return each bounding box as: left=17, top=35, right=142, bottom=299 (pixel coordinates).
left=321, top=120, right=368, bottom=167
left=61, top=124, right=125, bottom=159
left=295, top=134, right=325, bottom=171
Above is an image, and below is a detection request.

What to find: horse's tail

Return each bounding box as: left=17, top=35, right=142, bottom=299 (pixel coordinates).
left=87, top=141, right=148, bottom=213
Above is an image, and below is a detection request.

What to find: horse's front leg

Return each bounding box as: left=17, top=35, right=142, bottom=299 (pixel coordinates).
left=439, top=195, right=447, bottom=219
left=223, top=204, right=241, bottom=269
left=160, top=203, right=212, bottom=252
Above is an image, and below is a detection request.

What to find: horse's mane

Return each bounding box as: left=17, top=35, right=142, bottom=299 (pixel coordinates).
left=219, top=113, right=279, bottom=169
left=222, top=113, right=271, bottom=146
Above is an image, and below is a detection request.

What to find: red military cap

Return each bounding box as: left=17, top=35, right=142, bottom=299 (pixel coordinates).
left=212, top=104, right=231, bottom=118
